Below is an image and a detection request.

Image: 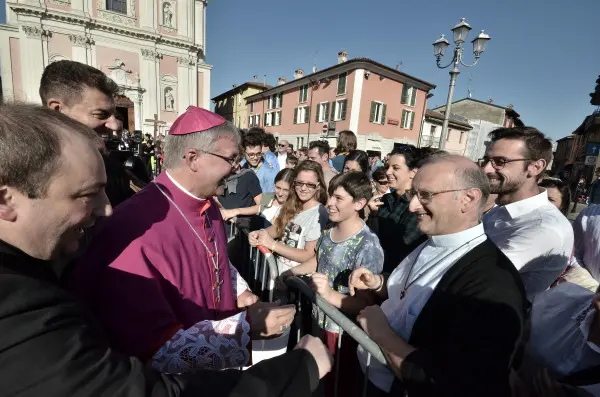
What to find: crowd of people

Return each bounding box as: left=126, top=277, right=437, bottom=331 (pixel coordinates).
left=1, top=59, right=599, bottom=397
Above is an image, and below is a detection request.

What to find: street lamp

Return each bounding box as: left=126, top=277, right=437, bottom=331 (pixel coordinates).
left=433, top=18, right=490, bottom=150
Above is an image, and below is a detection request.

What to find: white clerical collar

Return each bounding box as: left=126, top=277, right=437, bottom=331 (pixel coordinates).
left=165, top=171, right=206, bottom=202
left=503, top=188, right=548, bottom=219
left=430, top=223, right=485, bottom=248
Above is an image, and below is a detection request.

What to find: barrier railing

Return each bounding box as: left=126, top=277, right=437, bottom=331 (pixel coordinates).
left=229, top=222, right=390, bottom=397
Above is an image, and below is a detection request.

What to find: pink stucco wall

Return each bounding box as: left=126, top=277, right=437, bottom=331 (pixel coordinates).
left=95, top=45, right=140, bottom=77
left=48, top=33, right=72, bottom=61
left=249, top=70, right=354, bottom=137
left=444, top=128, right=469, bottom=155
left=9, top=38, right=23, bottom=101
left=357, top=73, right=426, bottom=142
left=160, top=55, right=178, bottom=123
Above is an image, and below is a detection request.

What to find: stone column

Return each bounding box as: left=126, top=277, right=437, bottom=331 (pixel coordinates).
left=177, top=56, right=191, bottom=111
left=69, top=34, right=89, bottom=64
left=141, top=49, right=160, bottom=132
left=21, top=25, right=48, bottom=103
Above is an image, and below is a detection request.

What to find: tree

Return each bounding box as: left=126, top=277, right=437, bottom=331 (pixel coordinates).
left=590, top=75, right=600, bottom=106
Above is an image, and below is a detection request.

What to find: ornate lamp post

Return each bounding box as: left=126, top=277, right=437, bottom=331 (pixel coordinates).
left=433, top=18, right=491, bottom=149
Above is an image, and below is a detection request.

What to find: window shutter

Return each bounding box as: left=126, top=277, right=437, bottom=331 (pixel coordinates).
left=331, top=102, right=337, bottom=121
left=410, top=89, right=416, bottom=107
left=401, top=85, right=408, bottom=104
left=293, top=108, right=298, bottom=124
left=409, top=111, right=414, bottom=129
left=248, top=116, right=252, bottom=127
left=341, top=100, right=347, bottom=120
left=369, top=101, right=376, bottom=122
left=316, top=104, right=321, bottom=122
left=257, top=115, right=260, bottom=126
left=401, top=110, right=406, bottom=128
left=381, top=104, right=387, bottom=124
left=338, top=73, right=347, bottom=95
left=304, top=107, right=310, bottom=123
left=298, top=88, right=302, bottom=103
left=324, top=102, right=330, bottom=121
left=278, top=111, right=282, bottom=125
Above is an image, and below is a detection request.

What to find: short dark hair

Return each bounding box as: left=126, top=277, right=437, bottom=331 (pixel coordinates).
left=539, top=177, right=571, bottom=215
left=262, top=132, right=277, bottom=152
left=0, top=103, right=100, bottom=198
left=488, top=126, right=553, bottom=166
left=390, top=145, right=446, bottom=170
left=328, top=171, right=373, bottom=203
left=344, top=150, right=369, bottom=173
left=286, top=155, right=298, bottom=167
left=40, top=60, right=119, bottom=106
left=242, top=130, right=263, bottom=149
left=372, top=166, right=387, bottom=182
left=309, top=140, right=330, bottom=157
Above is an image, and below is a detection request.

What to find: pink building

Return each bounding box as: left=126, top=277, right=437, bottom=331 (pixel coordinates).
left=245, top=52, right=435, bottom=155
left=420, top=110, right=472, bottom=156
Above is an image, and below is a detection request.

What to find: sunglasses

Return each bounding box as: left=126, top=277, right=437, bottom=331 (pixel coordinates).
left=294, top=181, right=317, bottom=190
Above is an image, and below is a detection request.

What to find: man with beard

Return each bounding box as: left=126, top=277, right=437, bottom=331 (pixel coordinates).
left=40, top=60, right=141, bottom=207
left=479, top=127, right=573, bottom=300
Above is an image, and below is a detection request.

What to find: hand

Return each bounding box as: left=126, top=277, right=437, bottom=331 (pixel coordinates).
left=237, top=290, right=259, bottom=309
left=310, top=273, right=333, bottom=301
left=220, top=208, right=238, bottom=222
left=532, top=368, right=570, bottom=397
left=294, top=335, right=333, bottom=380
left=248, top=231, right=260, bottom=247
left=367, top=194, right=384, bottom=214
left=255, top=229, right=276, bottom=250
left=247, top=301, right=296, bottom=338
left=357, top=305, right=392, bottom=342
left=348, top=267, right=381, bottom=296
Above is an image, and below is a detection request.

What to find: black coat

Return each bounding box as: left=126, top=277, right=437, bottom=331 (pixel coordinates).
left=0, top=240, right=318, bottom=397
left=395, top=239, right=529, bottom=397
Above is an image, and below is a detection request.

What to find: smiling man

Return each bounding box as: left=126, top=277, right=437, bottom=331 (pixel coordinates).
left=349, top=155, right=528, bottom=396
left=480, top=127, right=574, bottom=300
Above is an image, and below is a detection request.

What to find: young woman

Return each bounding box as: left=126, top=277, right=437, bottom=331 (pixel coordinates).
left=260, top=168, right=294, bottom=224
left=331, top=130, right=357, bottom=173
left=342, top=150, right=370, bottom=173
left=249, top=160, right=329, bottom=275
left=539, top=177, right=571, bottom=215
left=367, top=145, right=442, bottom=273
left=371, top=166, right=390, bottom=195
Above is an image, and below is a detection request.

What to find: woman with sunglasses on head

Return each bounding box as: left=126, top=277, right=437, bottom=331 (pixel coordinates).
left=249, top=161, right=329, bottom=276
left=372, top=166, right=391, bottom=196
left=367, top=145, right=444, bottom=273
left=538, top=177, right=571, bottom=215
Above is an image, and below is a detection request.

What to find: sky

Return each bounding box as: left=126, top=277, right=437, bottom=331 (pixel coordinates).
left=207, top=0, right=600, bottom=142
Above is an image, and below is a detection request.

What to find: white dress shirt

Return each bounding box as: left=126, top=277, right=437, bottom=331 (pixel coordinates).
left=484, top=189, right=574, bottom=301
left=277, top=153, right=287, bottom=171
left=573, top=204, right=600, bottom=282
left=357, top=223, right=487, bottom=392
left=520, top=282, right=600, bottom=394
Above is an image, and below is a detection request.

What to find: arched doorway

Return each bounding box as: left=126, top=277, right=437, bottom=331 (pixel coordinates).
left=115, top=95, right=135, bottom=132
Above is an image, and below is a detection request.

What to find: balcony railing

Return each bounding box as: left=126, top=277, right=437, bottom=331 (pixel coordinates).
left=419, top=135, right=441, bottom=148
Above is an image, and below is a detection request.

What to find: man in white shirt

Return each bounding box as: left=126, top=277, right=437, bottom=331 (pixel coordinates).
left=349, top=155, right=527, bottom=396
left=277, top=139, right=289, bottom=170
left=479, top=127, right=573, bottom=300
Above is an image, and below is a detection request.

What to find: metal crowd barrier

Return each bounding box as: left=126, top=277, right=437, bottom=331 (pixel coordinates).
left=230, top=222, right=389, bottom=397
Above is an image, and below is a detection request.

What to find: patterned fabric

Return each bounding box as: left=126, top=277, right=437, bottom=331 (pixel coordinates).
left=375, top=192, right=426, bottom=273
left=313, top=224, right=384, bottom=332
left=152, top=311, right=251, bottom=373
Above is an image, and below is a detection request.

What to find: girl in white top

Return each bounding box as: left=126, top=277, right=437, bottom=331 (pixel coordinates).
left=260, top=168, right=294, bottom=224
left=249, top=160, right=328, bottom=275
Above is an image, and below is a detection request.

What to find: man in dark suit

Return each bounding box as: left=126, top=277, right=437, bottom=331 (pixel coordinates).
left=349, top=154, right=528, bottom=397
left=0, top=103, right=332, bottom=397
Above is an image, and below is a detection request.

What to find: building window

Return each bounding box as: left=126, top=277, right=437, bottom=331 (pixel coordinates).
left=238, top=94, right=242, bottom=105
left=401, top=84, right=417, bottom=107
left=294, top=106, right=309, bottom=124
left=249, top=102, right=254, bottom=113
left=370, top=101, right=386, bottom=125
left=106, top=0, right=127, bottom=14
left=254, top=114, right=260, bottom=127
left=337, top=72, right=347, bottom=96
left=333, top=99, right=347, bottom=121
left=459, top=131, right=465, bottom=143
left=430, top=125, right=437, bottom=135
left=264, top=112, right=272, bottom=127
left=401, top=110, right=415, bottom=129
left=299, top=85, right=308, bottom=103
left=316, top=102, right=330, bottom=123
left=274, top=111, right=281, bottom=126
left=276, top=93, right=283, bottom=108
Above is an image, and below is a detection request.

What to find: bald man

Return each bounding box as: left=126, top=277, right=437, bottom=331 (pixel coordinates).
left=350, top=155, right=528, bottom=397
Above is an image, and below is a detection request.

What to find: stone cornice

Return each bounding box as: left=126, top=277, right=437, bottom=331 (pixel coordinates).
left=8, top=4, right=204, bottom=54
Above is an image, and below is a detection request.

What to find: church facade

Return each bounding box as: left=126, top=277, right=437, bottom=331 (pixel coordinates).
left=0, top=0, right=211, bottom=136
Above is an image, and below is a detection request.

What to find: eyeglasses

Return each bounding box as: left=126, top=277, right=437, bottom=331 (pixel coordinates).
left=278, top=143, right=288, bottom=147
left=245, top=152, right=263, bottom=159
left=406, top=188, right=469, bottom=204
left=294, top=181, right=318, bottom=190
left=477, top=157, right=533, bottom=170
left=377, top=180, right=389, bottom=185
left=199, top=150, right=239, bottom=166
